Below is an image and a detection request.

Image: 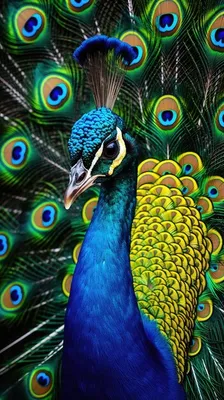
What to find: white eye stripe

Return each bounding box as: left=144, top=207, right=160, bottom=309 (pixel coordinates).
left=108, top=127, right=126, bottom=175
left=88, top=127, right=126, bottom=176
left=88, top=140, right=105, bottom=174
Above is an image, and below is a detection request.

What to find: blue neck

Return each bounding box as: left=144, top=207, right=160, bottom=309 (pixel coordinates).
left=62, top=159, right=184, bottom=399
left=65, top=159, right=144, bottom=339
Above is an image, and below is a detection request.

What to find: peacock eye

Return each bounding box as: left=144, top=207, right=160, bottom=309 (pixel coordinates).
left=16, top=7, right=46, bottom=42
left=158, top=110, right=177, bottom=126
left=102, top=141, right=119, bottom=159
left=2, top=137, right=29, bottom=170
left=210, top=28, right=224, bottom=49
left=1, top=282, right=25, bottom=311
left=156, top=13, right=178, bottom=33
left=207, top=14, right=224, bottom=52
left=120, top=32, right=147, bottom=70
left=29, top=368, right=53, bottom=397
left=219, top=111, right=224, bottom=127
left=68, top=0, right=94, bottom=12
left=41, top=76, right=71, bottom=110
left=152, top=1, right=181, bottom=38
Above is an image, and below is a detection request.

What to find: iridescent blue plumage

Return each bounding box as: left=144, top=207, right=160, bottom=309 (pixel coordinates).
left=68, top=107, right=124, bottom=165
left=73, top=35, right=137, bottom=66
left=62, top=108, right=185, bottom=399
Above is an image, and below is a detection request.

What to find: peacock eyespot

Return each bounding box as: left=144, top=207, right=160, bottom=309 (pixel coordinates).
left=181, top=186, right=188, bottom=195
left=120, top=32, right=147, bottom=70
left=42, top=206, right=56, bottom=227
left=62, top=274, right=73, bottom=297
left=188, top=336, right=202, bottom=356
left=180, top=176, right=198, bottom=195
left=1, top=283, right=25, bottom=311
left=208, top=13, right=224, bottom=52
left=102, top=140, right=119, bottom=159
left=0, top=233, right=10, bottom=259
left=208, top=186, right=218, bottom=199
left=209, top=262, right=224, bottom=283
left=37, top=372, right=50, bottom=387
left=196, top=205, right=203, bottom=213
left=210, top=28, right=224, bottom=49
left=205, top=177, right=224, bottom=202
left=210, top=264, right=218, bottom=272
left=67, top=0, right=94, bottom=12
left=16, top=7, right=46, bottom=42
left=183, top=164, right=193, bottom=175
left=156, top=13, right=178, bottom=34
left=197, top=304, right=205, bottom=311
left=154, top=96, right=180, bottom=130
left=82, top=198, right=98, bottom=223
left=41, top=77, right=71, bottom=110
left=10, top=285, right=23, bottom=305
left=129, top=46, right=144, bottom=67
left=177, top=152, right=203, bottom=176
left=29, top=368, right=53, bottom=398
left=73, top=242, right=82, bottom=263
left=216, top=107, right=224, bottom=131
left=158, top=110, right=177, bottom=126
left=197, top=299, right=213, bottom=321
left=48, top=84, right=68, bottom=106
left=152, top=1, right=181, bottom=37
left=31, top=203, right=58, bottom=231
left=218, top=110, right=224, bottom=128
left=2, top=138, right=29, bottom=170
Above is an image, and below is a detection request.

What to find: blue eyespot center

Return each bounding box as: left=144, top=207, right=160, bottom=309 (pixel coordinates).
left=158, top=110, right=178, bottom=127
left=36, top=372, right=50, bottom=387
left=0, top=234, right=8, bottom=256
left=70, top=0, right=91, bottom=8
left=12, top=146, right=22, bottom=160
left=129, top=45, right=143, bottom=66
left=22, top=14, right=43, bottom=38
left=47, top=83, right=68, bottom=107
left=196, top=205, right=203, bottom=213
left=132, top=46, right=139, bottom=57
left=182, top=186, right=188, bottom=194
left=218, top=110, right=224, bottom=127
left=210, top=28, right=224, bottom=48
left=162, top=110, right=173, bottom=121
left=215, top=28, right=224, bottom=43
left=129, top=45, right=144, bottom=67
left=11, top=141, right=27, bottom=165
left=50, top=86, right=63, bottom=101
left=10, top=285, right=23, bottom=306
left=210, top=264, right=218, bottom=272
left=160, top=14, right=174, bottom=28
left=24, top=16, right=38, bottom=32
left=208, top=186, right=218, bottom=198
left=183, top=164, right=193, bottom=174
left=156, top=13, right=178, bottom=33
left=197, top=303, right=205, bottom=311
left=42, top=206, right=56, bottom=227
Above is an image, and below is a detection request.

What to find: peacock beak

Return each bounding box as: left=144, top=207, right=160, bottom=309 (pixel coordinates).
left=64, top=159, right=100, bottom=210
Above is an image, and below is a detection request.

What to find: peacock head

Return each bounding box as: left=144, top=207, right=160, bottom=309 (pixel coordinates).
left=64, top=35, right=138, bottom=209
left=64, top=107, right=136, bottom=209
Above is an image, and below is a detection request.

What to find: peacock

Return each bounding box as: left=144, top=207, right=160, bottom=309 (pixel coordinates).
left=0, top=0, right=224, bottom=399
